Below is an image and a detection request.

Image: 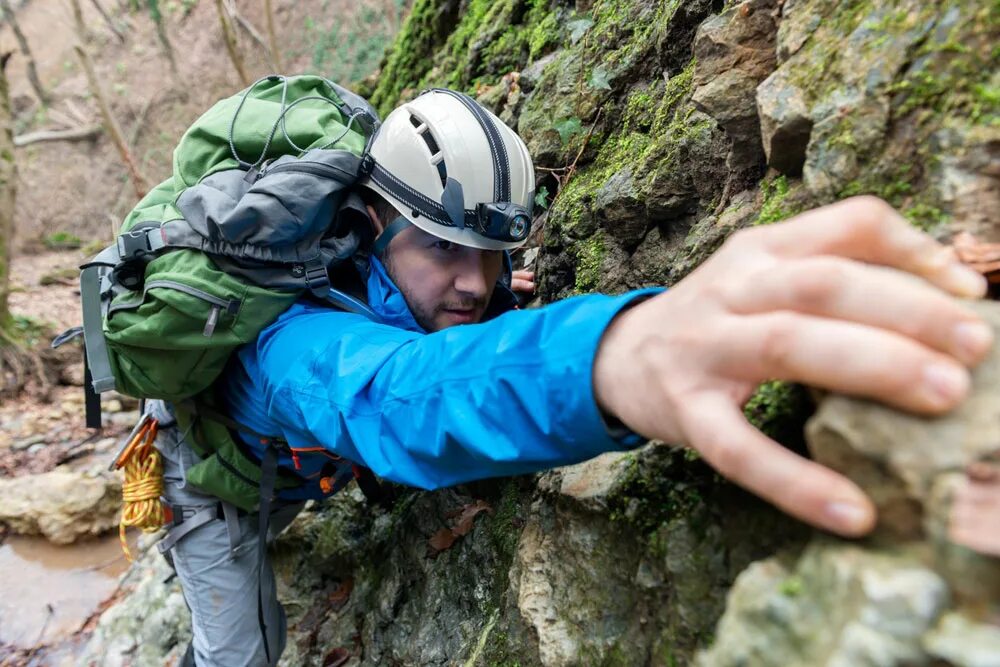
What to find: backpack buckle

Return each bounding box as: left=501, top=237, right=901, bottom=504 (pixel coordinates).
left=301, top=259, right=329, bottom=296
left=117, top=229, right=156, bottom=260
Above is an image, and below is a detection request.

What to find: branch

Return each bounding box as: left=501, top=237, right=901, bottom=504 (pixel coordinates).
left=14, top=125, right=100, bottom=146
left=223, top=0, right=270, bottom=60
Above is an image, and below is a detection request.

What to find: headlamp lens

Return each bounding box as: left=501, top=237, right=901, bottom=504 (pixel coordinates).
left=477, top=202, right=532, bottom=243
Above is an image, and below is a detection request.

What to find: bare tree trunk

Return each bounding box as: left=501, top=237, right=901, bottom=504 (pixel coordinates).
left=67, top=0, right=92, bottom=44
left=0, top=0, right=48, bottom=105
left=0, top=53, right=15, bottom=332
left=89, top=0, right=126, bottom=43
left=73, top=44, right=148, bottom=199
left=224, top=1, right=275, bottom=71
left=263, top=0, right=283, bottom=72
left=215, top=0, right=249, bottom=86
left=146, top=0, right=178, bottom=76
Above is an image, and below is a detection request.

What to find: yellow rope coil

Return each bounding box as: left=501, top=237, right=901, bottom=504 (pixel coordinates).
left=115, top=418, right=165, bottom=562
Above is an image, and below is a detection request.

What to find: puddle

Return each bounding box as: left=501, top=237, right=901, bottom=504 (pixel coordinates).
left=0, top=533, right=135, bottom=649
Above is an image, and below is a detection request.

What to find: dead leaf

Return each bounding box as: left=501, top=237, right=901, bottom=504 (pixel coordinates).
left=322, top=647, right=351, bottom=667
left=328, top=578, right=354, bottom=611
left=452, top=500, right=493, bottom=537
left=428, top=527, right=457, bottom=553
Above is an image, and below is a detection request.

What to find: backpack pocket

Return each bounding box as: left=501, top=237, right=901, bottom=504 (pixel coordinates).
left=103, top=250, right=297, bottom=400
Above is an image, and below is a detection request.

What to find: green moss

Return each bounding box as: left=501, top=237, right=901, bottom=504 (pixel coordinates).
left=369, top=0, right=453, bottom=113
left=889, top=3, right=999, bottom=125
left=754, top=175, right=795, bottom=225
left=742, top=381, right=809, bottom=442
left=487, top=481, right=524, bottom=563
left=607, top=448, right=713, bottom=536
left=902, top=202, right=949, bottom=231
left=8, top=314, right=52, bottom=347
left=573, top=232, right=605, bottom=292
left=779, top=575, right=804, bottom=597
left=527, top=10, right=560, bottom=60
left=42, top=231, right=83, bottom=250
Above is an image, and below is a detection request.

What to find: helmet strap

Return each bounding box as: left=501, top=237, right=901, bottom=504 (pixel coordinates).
left=373, top=217, right=412, bottom=257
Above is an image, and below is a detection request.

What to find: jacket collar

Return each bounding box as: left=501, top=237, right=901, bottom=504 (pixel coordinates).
left=365, top=255, right=426, bottom=333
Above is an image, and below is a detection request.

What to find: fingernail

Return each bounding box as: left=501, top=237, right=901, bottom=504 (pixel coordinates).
left=825, top=501, right=873, bottom=534
left=923, top=363, right=969, bottom=404
left=953, top=321, right=994, bottom=360
left=947, top=264, right=987, bottom=297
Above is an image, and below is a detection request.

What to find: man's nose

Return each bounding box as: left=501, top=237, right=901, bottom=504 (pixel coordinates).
left=454, top=249, right=489, bottom=298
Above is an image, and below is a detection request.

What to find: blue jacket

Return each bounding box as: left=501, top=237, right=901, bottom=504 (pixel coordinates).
left=221, top=256, right=656, bottom=493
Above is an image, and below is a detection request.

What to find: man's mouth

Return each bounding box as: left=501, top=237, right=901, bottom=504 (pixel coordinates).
left=441, top=306, right=480, bottom=324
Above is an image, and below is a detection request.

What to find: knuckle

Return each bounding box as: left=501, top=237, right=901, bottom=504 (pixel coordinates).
left=758, top=315, right=797, bottom=373
left=842, top=196, right=897, bottom=234
left=786, top=259, right=847, bottom=310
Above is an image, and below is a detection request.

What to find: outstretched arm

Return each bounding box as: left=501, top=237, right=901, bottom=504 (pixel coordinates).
left=593, top=196, right=992, bottom=537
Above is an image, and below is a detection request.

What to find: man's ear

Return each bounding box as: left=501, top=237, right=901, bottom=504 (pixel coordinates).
left=366, top=204, right=385, bottom=236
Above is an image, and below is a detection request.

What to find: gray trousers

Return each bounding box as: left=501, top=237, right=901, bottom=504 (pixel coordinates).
left=151, top=401, right=303, bottom=667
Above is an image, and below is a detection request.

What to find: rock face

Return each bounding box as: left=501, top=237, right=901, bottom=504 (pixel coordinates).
left=0, top=467, right=121, bottom=544
left=698, top=301, right=1000, bottom=666
left=87, top=0, right=1000, bottom=664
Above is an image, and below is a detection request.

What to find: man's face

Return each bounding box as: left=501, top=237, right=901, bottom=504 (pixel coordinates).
left=382, top=225, right=503, bottom=332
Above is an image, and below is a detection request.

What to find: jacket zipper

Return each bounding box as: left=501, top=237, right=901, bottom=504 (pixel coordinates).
left=263, top=160, right=356, bottom=182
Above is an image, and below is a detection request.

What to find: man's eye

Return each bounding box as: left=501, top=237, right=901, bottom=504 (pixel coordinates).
left=433, top=240, right=457, bottom=252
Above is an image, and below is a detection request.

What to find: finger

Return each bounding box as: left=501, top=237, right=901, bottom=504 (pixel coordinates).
left=682, top=393, right=875, bottom=536
left=951, top=478, right=1000, bottom=510
left=512, top=270, right=535, bottom=281
left=749, top=196, right=986, bottom=298
left=716, top=312, right=972, bottom=414
left=729, top=257, right=993, bottom=366
left=511, top=278, right=536, bottom=293
left=949, top=482, right=1000, bottom=556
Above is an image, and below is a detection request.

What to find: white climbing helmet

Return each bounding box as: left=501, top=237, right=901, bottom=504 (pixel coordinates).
left=361, top=88, right=535, bottom=252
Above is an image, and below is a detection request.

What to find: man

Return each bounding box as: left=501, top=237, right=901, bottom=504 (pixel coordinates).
left=154, top=89, right=993, bottom=665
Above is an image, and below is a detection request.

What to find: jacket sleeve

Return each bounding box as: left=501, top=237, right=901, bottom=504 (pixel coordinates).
left=253, top=290, right=659, bottom=489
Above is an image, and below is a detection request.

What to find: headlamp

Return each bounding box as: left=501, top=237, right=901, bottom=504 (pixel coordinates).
left=474, top=202, right=532, bottom=243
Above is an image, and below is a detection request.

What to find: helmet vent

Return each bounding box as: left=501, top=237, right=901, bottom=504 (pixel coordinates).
left=421, top=130, right=440, bottom=156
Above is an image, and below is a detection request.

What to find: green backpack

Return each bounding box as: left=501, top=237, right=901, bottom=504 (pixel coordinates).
left=56, top=75, right=383, bottom=511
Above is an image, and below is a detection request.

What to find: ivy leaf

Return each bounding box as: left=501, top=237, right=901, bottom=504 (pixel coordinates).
left=534, top=185, right=550, bottom=210
left=589, top=64, right=611, bottom=91
left=567, top=18, right=594, bottom=44
left=553, top=117, right=583, bottom=144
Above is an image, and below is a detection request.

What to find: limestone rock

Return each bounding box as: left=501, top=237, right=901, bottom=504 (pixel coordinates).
left=697, top=543, right=949, bottom=667
left=923, top=612, right=1000, bottom=667
left=934, top=127, right=1000, bottom=240
left=806, top=300, right=1000, bottom=538
left=693, top=0, right=779, bottom=173
left=0, top=467, right=121, bottom=544
left=756, top=73, right=813, bottom=175
left=74, top=534, right=190, bottom=667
